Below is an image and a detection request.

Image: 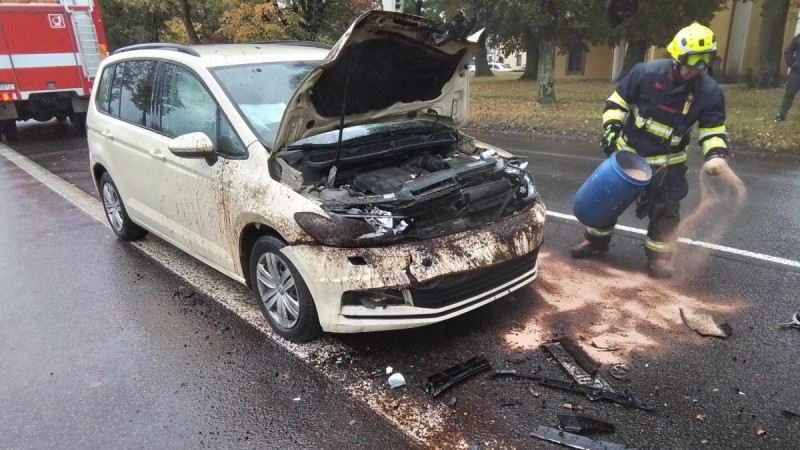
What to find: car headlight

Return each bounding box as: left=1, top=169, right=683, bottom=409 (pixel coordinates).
left=294, top=212, right=375, bottom=247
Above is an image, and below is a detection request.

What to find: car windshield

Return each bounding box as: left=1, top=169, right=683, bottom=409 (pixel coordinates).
left=212, top=60, right=321, bottom=148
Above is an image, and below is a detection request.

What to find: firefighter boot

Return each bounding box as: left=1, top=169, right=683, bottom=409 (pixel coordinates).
left=571, top=235, right=610, bottom=259
left=646, top=253, right=674, bottom=279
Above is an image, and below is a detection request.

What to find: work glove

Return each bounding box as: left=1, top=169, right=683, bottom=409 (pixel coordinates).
left=702, top=156, right=728, bottom=176
left=601, top=121, right=623, bottom=156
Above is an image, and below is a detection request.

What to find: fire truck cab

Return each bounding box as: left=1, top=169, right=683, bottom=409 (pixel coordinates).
left=0, top=0, right=107, bottom=139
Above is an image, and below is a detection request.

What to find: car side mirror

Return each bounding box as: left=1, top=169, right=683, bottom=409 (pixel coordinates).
left=607, top=0, right=638, bottom=28
left=168, top=132, right=218, bottom=165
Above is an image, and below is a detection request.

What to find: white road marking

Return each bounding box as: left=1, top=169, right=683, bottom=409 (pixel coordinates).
left=547, top=211, right=800, bottom=269
left=0, top=144, right=457, bottom=447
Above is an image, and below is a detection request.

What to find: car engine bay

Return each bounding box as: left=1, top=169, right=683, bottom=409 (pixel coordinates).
left=274, top=125, right=539, bottom=246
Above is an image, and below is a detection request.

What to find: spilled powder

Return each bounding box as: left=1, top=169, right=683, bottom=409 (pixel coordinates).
left=505, top=252, right=740, bottom=364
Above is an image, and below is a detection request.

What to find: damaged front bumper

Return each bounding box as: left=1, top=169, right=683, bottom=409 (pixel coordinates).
left=280, top=201, right=546, bottom=333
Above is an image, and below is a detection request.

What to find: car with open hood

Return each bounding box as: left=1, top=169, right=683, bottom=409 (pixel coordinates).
left=87, top=10, right=546, bottom=342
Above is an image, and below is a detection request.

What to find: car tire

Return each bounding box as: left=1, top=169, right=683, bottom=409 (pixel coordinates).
left=69, top=112, right=87, bottom=135
left=99, top=172, right=148, bottom=241
left=249, top=235, right=321, bottom=342
left=1, top=120, right=17, bottom=142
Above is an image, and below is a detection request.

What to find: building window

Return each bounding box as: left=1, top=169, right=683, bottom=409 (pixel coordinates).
left=567, top=48, right=585, bottom=75
left=516, top=54, right=522, bottom=66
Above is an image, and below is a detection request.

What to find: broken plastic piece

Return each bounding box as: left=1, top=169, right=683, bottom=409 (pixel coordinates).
left=779, top=312, right=800, bottom=330
left=538, top=376, right=656, bottom=411
left=386, top=366, right=393, bottom=374
left=558, top=413, right=616, bottom=434
left=543, top=342, right=612, bottom=391
left=560, top=338, right=600, bottom=375
left=608, top=364, right=632, bottom=381
left=680, top=308, right=731, bottom=338
left=425, top=356, right=491, bottom=397
left=782, top=409, right=800, bottom=418
left=388, top=373, right=406, bottom=388
left=532, top=425, right=636, bottom=450
left=487, top=369, right=541, bottom=381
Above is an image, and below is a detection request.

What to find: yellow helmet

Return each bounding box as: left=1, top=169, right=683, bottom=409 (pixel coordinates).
left=667, top=23, right=717, bottom=69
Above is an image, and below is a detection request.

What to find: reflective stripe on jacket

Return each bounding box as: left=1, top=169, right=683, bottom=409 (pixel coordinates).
left=602, top=59, right=728, bottom=165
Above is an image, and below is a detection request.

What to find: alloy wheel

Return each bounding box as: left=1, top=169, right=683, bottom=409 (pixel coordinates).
left=256, top=253, right=300, bottom=329
left=102, top=183, right=124, bottom=232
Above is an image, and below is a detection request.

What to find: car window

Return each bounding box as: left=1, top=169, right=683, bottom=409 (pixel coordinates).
left=108, top=63, right=124, bottom=117
left=160, top=64, right=218, bottom=143
left=212, top=61, right=320, bottom=148
left=95, top=64, right=114, bottom=113
left=118, top=60, right=158, bottom=126
left=159, top=64, right=246, bottom=158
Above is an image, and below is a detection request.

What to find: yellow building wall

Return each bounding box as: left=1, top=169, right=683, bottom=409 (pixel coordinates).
left=554, top=44, right=614, bottom=80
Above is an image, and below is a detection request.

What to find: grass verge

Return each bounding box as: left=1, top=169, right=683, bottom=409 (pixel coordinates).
left=467, top=73, right=799, bottom=153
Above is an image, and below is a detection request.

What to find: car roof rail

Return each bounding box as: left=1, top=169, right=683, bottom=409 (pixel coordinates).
left=113, top=43, right=201, bottom=57
left=248, top=40, right=332, bottom=50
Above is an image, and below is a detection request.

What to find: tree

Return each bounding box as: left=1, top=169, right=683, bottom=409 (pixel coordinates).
left=217, top=3, right=307, bottom=42
left=610, top=0, right=729, bottom=80
left=755, top=0, right=792, bottom=87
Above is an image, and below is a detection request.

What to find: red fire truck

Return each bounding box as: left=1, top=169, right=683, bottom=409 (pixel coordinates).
left=0, top=0, right=107, bottom=139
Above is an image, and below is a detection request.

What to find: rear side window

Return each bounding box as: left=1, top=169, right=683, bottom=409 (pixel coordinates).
left=118, top=60, right=158, bottom=127
left=95, top=64, right=114, bottom=113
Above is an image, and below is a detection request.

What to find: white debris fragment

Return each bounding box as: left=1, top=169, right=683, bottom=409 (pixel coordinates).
left=386, top=366, right=393, bottom=375
left=388, top=373, right=406, bottom=388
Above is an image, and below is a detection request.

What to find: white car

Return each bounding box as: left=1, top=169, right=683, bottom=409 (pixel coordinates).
left=87, top=11, right=545, bottom=342
left=489, top=62, right=513, bottom=72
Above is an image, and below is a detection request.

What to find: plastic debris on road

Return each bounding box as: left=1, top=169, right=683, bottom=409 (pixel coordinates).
left=388, top=373, right=406, bottom=388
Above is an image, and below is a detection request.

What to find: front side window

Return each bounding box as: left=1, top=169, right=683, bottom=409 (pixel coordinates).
left=160, top=64, right=218, bottom=142
left=159, top=64, right=247, bottom=158
left=212, top=61, right=319, bottom=148
left=118, top=60, right=158, bottom=126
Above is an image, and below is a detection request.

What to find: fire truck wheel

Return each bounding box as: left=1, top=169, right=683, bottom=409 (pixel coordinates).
left=1, top=120, right=17, bottom=142
left=99, top=172, right=148, bottom=241
left=70, top=112, right=87, bottom=135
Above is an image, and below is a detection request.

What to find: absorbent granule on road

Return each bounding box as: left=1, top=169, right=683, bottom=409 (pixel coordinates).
left=504, top=251, right=741, bottom=364
left=674, top=164, right=747, bottom=282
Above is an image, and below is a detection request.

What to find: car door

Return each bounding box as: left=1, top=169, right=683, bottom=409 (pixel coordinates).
left=150, top=62, right=246, bottom=272
left=93, top=60, right=164, bottom=231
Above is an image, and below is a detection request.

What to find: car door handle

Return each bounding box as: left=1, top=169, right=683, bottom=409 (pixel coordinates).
left=150, top=149, right=166, bottom=161
left=101, top=129, right=114, bottom=140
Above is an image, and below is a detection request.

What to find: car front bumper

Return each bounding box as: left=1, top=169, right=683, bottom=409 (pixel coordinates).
left=280, top=201, right=546, bottom=333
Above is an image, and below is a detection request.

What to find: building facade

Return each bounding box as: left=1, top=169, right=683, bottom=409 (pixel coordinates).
left=496, top=0, right=800, bottom=81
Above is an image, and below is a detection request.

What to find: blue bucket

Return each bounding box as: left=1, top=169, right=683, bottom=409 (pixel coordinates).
left=573, top=151, right=652, bottom=228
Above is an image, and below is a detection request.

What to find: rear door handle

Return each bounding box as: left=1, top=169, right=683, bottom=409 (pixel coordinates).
left=101, top=129, right=114, bottom=140
left=150, top=148, right=166, bottom=161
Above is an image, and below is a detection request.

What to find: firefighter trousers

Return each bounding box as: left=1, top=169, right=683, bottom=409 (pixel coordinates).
left=585, top=163, right=689, bottom=260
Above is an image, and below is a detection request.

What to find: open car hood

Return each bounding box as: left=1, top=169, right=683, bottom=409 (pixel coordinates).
left=272, top=10, right=482, bottom=154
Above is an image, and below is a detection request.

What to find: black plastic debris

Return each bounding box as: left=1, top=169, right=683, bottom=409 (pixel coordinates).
left=779, top=312, right=800, bottom=330
left=487, top=369, right=541, bottom=382
left=539, top=377, right=656, bottom=411
left=543, top=341, right=612, bottom=391
left=499, top=398, right=520, bottom=407
left=560, top=338, right=601, bottom=375
left=608, top=364, right=632, bottom=381
left=425, top=356, right=491, bottom=397
left=532, top=425, right=637, bottom=450
left=782, top=409, right=800, bottom=418
left=558, top=413, right=616, bottom=434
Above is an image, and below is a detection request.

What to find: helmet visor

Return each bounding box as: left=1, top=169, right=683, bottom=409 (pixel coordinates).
left=679, top=51, right=716, bottom=69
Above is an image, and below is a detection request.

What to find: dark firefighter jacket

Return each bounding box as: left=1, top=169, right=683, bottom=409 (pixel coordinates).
left=784, top=33, right=800, bottom=72
left=602, top=59, right=729, bottom=166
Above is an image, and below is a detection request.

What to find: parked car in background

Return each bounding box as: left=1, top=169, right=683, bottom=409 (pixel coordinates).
left=87, top=11, right=546, bottom=342
left=489, top=62, right=513, bottom=72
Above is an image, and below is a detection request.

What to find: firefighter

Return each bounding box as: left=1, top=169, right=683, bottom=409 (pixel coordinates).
left=571, top=23, right=730, bottom=278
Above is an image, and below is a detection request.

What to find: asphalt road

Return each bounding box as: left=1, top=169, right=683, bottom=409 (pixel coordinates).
left=2, top=120, right=799, bottom=449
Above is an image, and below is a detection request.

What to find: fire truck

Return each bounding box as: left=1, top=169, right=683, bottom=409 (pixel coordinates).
left=0, top=0, right=107, bottom=139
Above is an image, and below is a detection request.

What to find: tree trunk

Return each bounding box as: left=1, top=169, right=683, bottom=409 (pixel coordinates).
left=756, top=0, right=790, bottom=88
left=537, top=36, right=556, bottom=104
left=475, top=32, right=493, bottom=77
left=518, top=34, right=538, bottom=81
left=180, top=0, right=201, bottom=45
left=415, top=0, right=423, bottom=15
left=618, top=39, right=648, bottom=80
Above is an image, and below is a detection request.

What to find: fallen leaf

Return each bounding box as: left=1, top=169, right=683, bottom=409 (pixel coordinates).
left=696, top=414, right=707, bottom=422
left=528, top=387, right=541, bottom=398
left=756, top=429, right=766, bottom=436
left=348, top=420, right=356, bottom=426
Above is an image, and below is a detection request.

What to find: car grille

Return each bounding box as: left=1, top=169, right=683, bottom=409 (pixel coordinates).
left=409, top=248, right=539, bottom=309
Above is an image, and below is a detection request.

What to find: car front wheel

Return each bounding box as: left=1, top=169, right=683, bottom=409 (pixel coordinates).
left=249, top=235, right=321, bottom=342
left=99, top=172, right=148, bottom=241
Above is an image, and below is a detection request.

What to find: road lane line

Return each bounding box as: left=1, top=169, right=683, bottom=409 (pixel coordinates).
left=546, top=211, right=800, bottom=269
left=0, top=144, right=459, bottom=448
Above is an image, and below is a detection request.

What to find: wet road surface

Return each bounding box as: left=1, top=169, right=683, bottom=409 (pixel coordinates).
left=0, top=133, right=415, bottom=449
left=2, top=120, right=800, bottom=449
